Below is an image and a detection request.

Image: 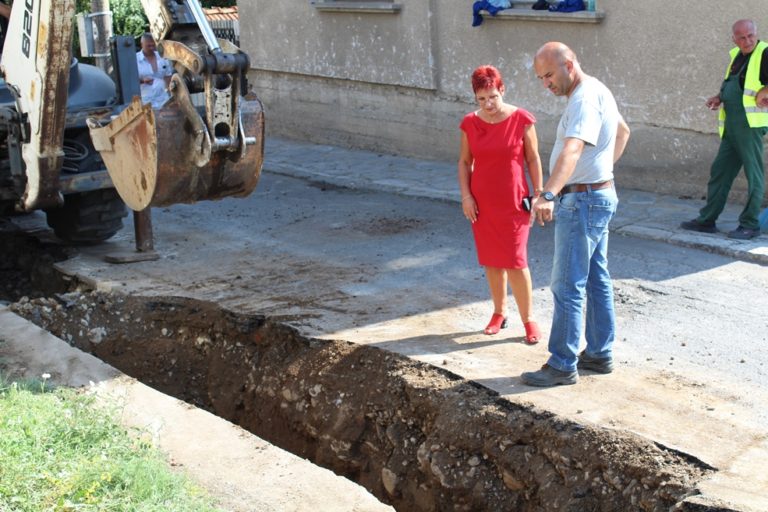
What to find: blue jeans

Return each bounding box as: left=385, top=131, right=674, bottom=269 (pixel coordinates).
left=547, top=187, right=618, bottom=372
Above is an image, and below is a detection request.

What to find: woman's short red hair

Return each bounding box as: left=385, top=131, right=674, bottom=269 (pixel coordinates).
left=471, top=65, right=504, bottom=93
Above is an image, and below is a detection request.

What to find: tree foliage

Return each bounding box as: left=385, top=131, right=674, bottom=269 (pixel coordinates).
left=76, top=0, right=146, bottom=37
left=73, top=0, right=236, bottom=58
left=112, top=0, right=147, bottom=37
left=77, top=0, right=236, bottom=13
left=76, top=0, right=237, bottom=36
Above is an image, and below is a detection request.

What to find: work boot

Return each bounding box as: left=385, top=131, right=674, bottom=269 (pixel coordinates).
left=680, top=219, right=717, bottom=234
left=520, top=364, right=578, bottom=387
left=727, top=226, right=760, bottom=240
left=577, top=351, right=614, bottom=374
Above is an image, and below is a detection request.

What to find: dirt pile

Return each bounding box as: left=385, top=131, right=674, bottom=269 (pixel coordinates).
left=11, top=291, right=713, bottom=511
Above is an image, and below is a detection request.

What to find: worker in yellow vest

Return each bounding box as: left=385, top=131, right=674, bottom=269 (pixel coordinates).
left=681, top=19, right=768, bottom=240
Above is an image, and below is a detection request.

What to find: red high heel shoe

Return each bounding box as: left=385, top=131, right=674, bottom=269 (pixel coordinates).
left=524, top=321, right=541, bottom=345
left=484, top=313, right=508, bottom=335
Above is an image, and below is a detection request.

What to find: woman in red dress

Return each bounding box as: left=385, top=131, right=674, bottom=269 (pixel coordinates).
left=458, top=65, right=543, bottom=343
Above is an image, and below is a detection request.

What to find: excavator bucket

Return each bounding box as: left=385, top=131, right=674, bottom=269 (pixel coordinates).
left=88, top=93, right=264, bottom=211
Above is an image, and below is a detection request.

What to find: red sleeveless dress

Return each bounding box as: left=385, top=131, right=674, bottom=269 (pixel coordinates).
left=460, top=108, right=535, bottom=269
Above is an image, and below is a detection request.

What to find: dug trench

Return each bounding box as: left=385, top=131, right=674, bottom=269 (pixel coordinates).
left=2, top=228, right=717, bottom=512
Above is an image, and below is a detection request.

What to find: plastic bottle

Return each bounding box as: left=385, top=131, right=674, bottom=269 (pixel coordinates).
left=586, top=0, right=596, bottom=11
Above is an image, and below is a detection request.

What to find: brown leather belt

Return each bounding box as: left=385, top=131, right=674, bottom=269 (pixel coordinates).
left=560, top=180, right=614, bottom=195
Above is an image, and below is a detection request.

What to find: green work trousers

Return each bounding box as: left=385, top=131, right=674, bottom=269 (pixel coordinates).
left=698, top=74, right=767, bottom=230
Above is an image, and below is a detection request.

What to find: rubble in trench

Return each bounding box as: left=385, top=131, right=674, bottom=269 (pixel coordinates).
left=9, top=299, right=718, bottom=510
left=0, top=228, right=715, bottom=511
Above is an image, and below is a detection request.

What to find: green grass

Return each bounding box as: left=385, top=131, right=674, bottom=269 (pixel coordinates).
left=0, top=373, right=223, bottom=512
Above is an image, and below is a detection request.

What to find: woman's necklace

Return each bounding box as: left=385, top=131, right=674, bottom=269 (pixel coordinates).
left=485, top=106, right=507, bottom=124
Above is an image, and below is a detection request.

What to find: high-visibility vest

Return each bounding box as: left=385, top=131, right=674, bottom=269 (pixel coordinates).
left=718, top=40, right=768, bottom=137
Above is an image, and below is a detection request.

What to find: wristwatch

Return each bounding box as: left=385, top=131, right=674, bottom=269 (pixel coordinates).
left=541, top=191, right=556, bottom=201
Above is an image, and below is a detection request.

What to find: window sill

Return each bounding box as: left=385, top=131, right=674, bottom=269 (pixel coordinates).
left=310, top=1, right=402, bottom=13
left=482, top=8, right=604, bottom=24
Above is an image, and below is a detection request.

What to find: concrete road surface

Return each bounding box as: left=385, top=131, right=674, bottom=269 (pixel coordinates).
left=23, top=166, right=762, bottom=510
left=4, top=137, right=767, bottom=511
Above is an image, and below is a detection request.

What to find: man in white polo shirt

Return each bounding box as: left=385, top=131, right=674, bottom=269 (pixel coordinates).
left=136, top=32, right=173, bottom=109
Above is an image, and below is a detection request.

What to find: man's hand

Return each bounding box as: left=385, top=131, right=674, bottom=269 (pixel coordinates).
left=531, top=196, right=555, bottom=226
left=705, top=95, right=721, bottom=111
left=756, top=87, right=768, bottom=108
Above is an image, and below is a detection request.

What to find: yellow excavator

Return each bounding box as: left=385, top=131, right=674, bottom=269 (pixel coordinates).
left=0, top=0, right=263, bottom=248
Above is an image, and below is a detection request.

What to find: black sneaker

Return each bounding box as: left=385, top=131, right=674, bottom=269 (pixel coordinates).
left=680, top=219, right=717, bottom=234
left=727, top=226, right=760, bottom=240
left=577, top=351, right=614, bottom=374
left=521, top=364, right=578, bottom=387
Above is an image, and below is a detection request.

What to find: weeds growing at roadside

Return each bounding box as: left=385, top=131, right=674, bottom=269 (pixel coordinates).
left=0, top=372, right=222, bottom=511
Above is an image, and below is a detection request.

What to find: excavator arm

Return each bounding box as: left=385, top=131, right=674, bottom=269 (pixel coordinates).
left=88, top=0, right=264, bottom=211
left=0, top=0, right=262, bottom=220
left=0, top=0, right=77, bottom=211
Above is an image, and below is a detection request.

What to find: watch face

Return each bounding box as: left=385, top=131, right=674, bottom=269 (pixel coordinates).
left=543, top=191, right=556, bottom=201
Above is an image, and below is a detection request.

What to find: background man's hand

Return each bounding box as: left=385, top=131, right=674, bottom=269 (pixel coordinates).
left=756, top=88, right=768, bottom=108
left=705, top=95, right=721, bottom=111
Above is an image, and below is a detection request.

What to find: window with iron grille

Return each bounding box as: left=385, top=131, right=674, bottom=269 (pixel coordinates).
left=210, top=20, right=240, bottom=47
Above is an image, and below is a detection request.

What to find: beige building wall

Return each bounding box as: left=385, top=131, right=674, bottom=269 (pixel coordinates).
left=240, top=0, right=767, bottom=201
